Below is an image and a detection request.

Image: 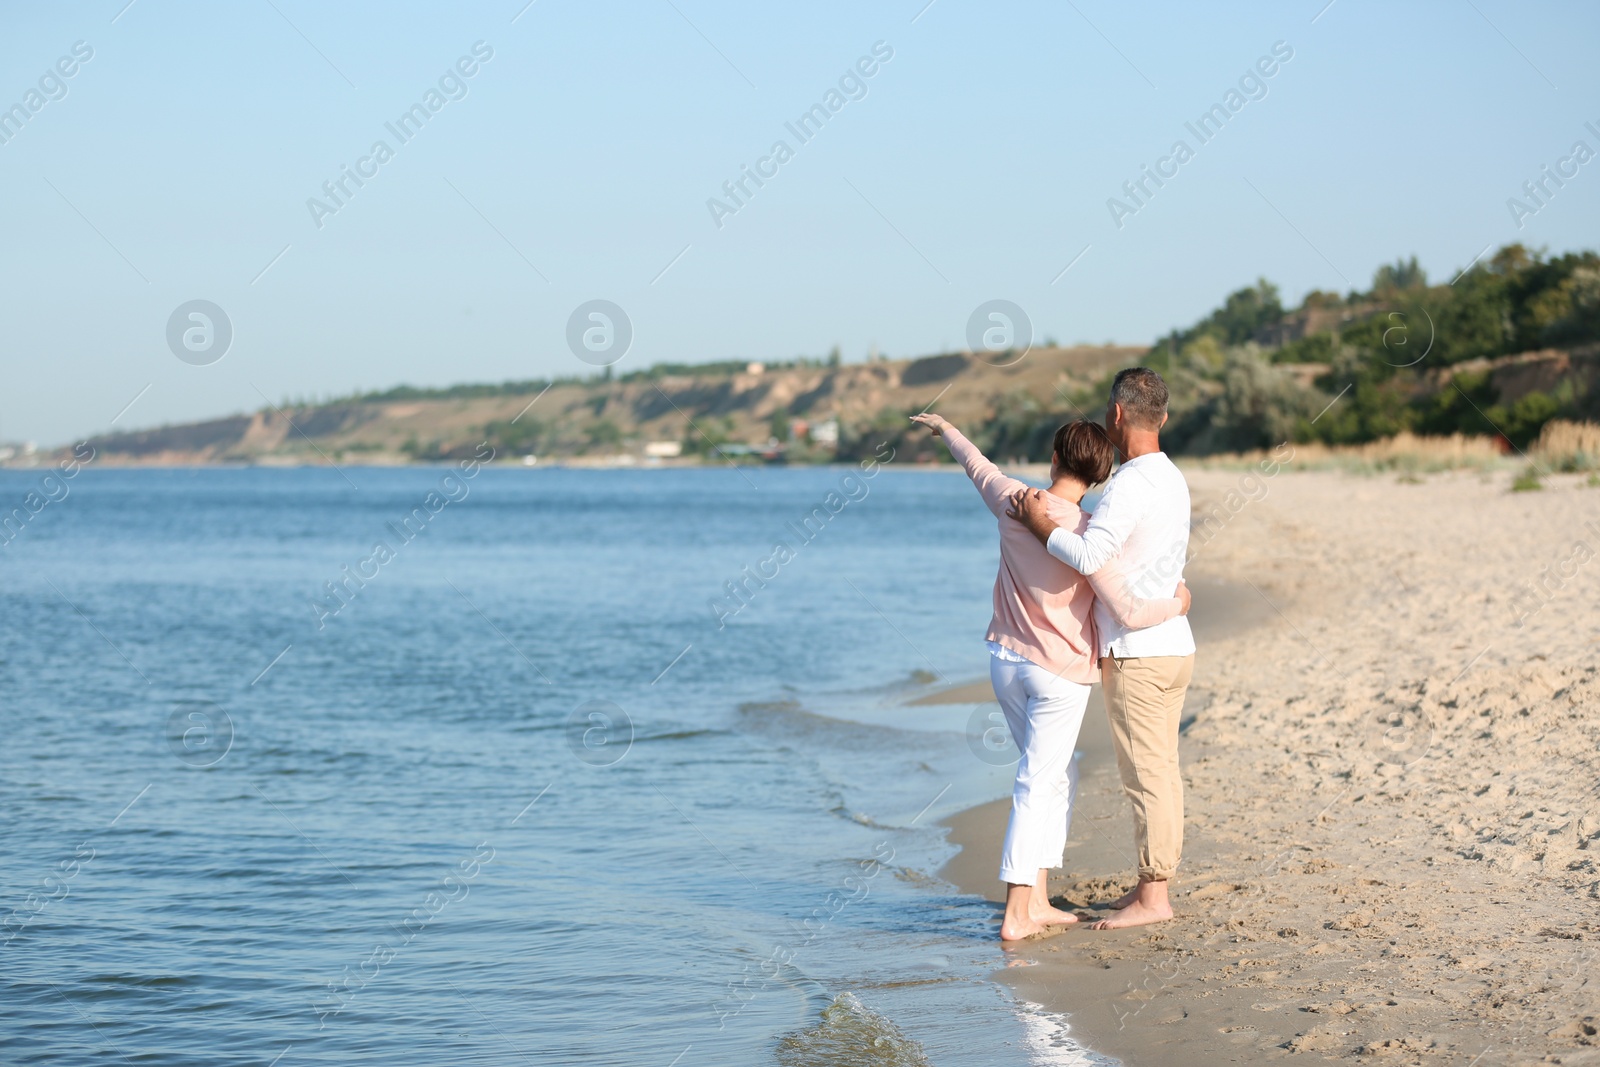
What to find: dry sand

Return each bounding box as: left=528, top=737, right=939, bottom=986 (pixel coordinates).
left=935, top=464, right=1600, bottom=1065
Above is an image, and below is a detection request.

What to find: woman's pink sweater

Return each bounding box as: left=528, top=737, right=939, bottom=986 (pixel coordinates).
left=943, top=427, right=1182, bottom=683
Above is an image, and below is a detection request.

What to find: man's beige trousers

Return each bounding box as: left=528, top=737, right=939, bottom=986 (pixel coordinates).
left=1101, top=653, right=1195, bottom=881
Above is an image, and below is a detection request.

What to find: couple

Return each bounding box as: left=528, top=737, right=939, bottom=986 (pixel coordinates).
left=912, top=367, right=1195, bottom=941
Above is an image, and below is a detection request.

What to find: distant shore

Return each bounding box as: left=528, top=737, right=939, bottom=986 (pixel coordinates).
left=931, top=464, right=1600, bottom=1064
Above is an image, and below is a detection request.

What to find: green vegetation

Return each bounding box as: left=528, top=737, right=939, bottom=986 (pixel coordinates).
left=1153, top=245, right=1600, bottom=453
left=585, top=418, right=623, bottom=450
left=399, top=436, right=482, bottom=461
left=296, top=352, right=847, bottom=409
left=681, top=416, right=737, bottom=457
left=360, top=378, right=559, bottom=402
left=232, top=242, right=1600, bottom=468
left=617, top=355, right=836, bottom=383
left=921, top=243, right=1600, bottom=463
left=481, top=416, right=545, bottom=457
left=1512, top=466, right=1544, bottom=492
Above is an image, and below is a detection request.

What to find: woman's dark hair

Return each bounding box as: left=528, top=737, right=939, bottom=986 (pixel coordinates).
left=1052, top=420, right=1116, bottom=486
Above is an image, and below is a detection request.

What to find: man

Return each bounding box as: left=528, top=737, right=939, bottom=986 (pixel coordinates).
left=1007, top=367, right=1194, bottom=930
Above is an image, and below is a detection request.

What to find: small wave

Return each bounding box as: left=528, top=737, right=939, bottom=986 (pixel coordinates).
left=1013, top=1001, right=1114, bottom=1067
left=775, top=992, right=932, bottom=1067
left=890, top=867, right=943, bottom=890
left=737, top=699, right=940, bottom=750
left=632, top=727, right=727, bottom=744
left=737, top=698, right=803, bottom=715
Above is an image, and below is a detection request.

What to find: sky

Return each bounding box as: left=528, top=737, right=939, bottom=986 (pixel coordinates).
left=2, top=0, right=1598, bottom=446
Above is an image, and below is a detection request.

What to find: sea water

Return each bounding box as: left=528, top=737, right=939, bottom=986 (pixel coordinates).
left=0, top=465, right=1114, bottom=1066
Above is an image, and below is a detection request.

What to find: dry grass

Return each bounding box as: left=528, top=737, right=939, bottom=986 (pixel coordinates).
left=1532, top=419, right=1600, bottom=470
left=1191, top=420, right=1600, bottom=479
left=1194, top=432, right=1508, bottom=474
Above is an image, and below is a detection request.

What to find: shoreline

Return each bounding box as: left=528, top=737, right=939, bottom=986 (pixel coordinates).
left=928, top=466, right=1600, bottom=1064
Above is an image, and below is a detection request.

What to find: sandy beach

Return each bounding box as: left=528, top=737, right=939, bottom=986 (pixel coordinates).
left=935, top=464, right=1600, bottom=1065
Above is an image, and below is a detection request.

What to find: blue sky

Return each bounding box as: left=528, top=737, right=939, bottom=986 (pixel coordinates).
left=2, top=0, right=1598, bottom=445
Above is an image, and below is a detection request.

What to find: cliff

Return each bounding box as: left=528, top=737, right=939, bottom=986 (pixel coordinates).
left=64, top=345, right=1149, bottom=466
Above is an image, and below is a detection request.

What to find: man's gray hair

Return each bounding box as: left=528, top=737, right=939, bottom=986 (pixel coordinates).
left=1110, top=367, right=1169, bottom=430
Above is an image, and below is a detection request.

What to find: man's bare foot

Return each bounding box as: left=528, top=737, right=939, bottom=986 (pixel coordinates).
left=1108, top=885, right=1140, bottom=910
left=1089, top=898, right=1172, bottom=929
left=1092, top=878, right=1173, bottom=929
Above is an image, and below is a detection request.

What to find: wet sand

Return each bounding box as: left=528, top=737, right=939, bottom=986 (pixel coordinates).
left=935, top=466, right=1600, bottom=1065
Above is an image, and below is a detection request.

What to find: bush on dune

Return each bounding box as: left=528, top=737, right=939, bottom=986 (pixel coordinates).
left=936, top=244, right=1600, bottom=466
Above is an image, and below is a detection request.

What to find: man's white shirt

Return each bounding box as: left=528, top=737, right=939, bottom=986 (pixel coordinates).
left=1044, top=451, right=1196, bottom=660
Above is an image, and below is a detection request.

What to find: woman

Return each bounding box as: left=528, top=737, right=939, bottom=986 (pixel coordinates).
left=910, top=413, right=1189, bottom=941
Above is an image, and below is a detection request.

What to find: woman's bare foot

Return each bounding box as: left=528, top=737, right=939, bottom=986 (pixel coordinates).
left=1000, top=914, right=1047, bottom=941
left=1002, top=911, right=1077, bottom=941
left=1031, top=902, right=1080, bottom=927
left=1002, top=871, right=1080, bottom=940
left=1088, top=898, right=1172, bottom=929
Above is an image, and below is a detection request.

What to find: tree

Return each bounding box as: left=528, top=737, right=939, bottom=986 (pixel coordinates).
left=1155, top=278, right=1284, bottom=355
left=1371, top=256, right=1427, bottom=292
left=1200, top=346, right=1323, bottom=452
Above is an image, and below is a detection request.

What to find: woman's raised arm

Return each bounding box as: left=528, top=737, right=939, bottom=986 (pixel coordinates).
left=910, top=414, right=1027, bottom=518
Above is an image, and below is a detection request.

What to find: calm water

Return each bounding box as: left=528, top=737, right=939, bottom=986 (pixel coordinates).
left=0, top=465, right=1111, bottom=1066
